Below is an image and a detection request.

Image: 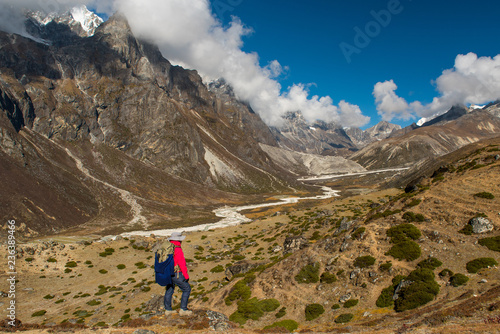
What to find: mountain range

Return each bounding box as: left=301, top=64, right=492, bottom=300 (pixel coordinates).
left=0, top=7, right=499, bottom=236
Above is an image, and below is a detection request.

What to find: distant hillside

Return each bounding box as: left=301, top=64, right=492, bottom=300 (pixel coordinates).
left=350, top=109, right=500, bottom=169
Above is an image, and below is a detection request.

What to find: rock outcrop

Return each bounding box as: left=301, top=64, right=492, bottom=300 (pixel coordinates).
left=468, top=217, right=494, bottom=234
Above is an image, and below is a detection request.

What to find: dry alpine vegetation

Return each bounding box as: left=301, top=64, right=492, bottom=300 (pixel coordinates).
left=1, top=139, right=500, bottom=333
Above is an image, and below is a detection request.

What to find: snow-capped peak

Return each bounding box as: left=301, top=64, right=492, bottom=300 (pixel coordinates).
left=469, top=104, right=485, bottom=110
left=28, top=5, right=103, bottom=37
left=416, top=117, right=430, bottom=126
left=70, top=5, right=103, bottom=37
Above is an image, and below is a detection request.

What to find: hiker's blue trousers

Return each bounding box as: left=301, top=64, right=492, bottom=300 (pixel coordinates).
left=164, top=272, right=191, bottom=311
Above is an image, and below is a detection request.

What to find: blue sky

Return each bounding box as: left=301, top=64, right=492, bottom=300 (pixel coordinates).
left=210, top=0, right=500, bottom=128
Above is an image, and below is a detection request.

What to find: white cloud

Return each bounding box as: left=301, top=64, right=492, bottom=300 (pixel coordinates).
left=373, top=80, right=413, bottom=121
left=374, top=53, right=500, bottom=122
left=112, top=0, right=370, bottom=127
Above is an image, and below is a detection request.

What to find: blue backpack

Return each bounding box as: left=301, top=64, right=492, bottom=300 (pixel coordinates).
left=154, top=243, right=177, bottom=286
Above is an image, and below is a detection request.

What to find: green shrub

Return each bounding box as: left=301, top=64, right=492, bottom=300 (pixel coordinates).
left=320, top=272, right=337, bottom=284
left=229, top=311, right=247, bottom=325
left=379, top=261, right=392, bottom=271
left=439, top=269, right=454, bottom=277
left=210, top=265, right=224, bottom=273
left=258, top=299, right=280, bottom=312
left=353, top=255, right=376, bottom=268
left=294, top=263, right=320, bottom=284
left=466, top=258, right=498, bottom=273
left=87, top=299, right=102, bottom=306
left=402, top=212, right=416, bottom=222
left=225, top=280, right=251, bottom=305
left=65, top=261, right=77, bottom=268
left=449, top=273, right=469, bottom=287
left=304, top=303, right=324, bottom=321
left=47, top=257, right=57, bottom=263
left=275, top=307, right=286, bottom=318
left=394, top=268, right=439, bottom=312
left=310, top=231, right=321, bottom=240
left=367, top=209, right=401, bottom=222
left=264, top=320, right=299, bottom=332
left=233, top=298, right=265, bottom=323
left=99, top=247, right=116, bottom=257
left=376, top=286, right=395, bottom=308
left=43, top=294, right=54, bottom=299
left=415, top=214, right=425, bottom=222
left=335, top=313, right=353, bottom=323
left=99, top=269, right=108, bottom=274
left=351, top=227, right=366, bottom=240
left=478, top=236, right=500, bottom=252
left=116, top=264, right=126, bottom=270
left=386, top=240, right=421, bottom=261
left=473, top=192, right=495, bottom=199
left=417, top=257, right=443, bottom=270
left=343, top=299, right=359, bottom=308
left=134, top=262, right=147, bottom=269
left=458, top=224, right=474, bottom=235
left=25, top=257, right=33, bottom=262
left=64, top=268, right=72, bottom=273
left=55, top=299, right=65, bottom=304
left=387, top=223, right=421, bottom=243
left=32, top=310, right=47, bottom=317
left=232, top=254, right=245, bottom=261
left=395, top=288, right=435, bottom=312
left=406, top=199, right=421, bottom=208
left=331, top=303, right=340, bottom=310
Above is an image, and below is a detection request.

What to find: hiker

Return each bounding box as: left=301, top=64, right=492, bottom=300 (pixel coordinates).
left=163, top=231, right=192, bottom=316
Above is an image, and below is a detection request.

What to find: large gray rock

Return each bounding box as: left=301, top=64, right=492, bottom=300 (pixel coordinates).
left=469, top=217, right=494, bottom=234
left=205, top=310, right=231, bottom=331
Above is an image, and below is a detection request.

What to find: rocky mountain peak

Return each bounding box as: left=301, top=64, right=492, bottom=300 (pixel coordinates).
left=207, top=78, right=235, bottom=98
left=25, top=5, right=103, bottom=41
left=365, top=120, right=402, bottom=139
left=420, top=105, right=468, bottom=127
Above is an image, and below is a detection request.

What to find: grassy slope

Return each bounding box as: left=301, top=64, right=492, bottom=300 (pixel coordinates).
left=1, top=140, right=499, bottom=333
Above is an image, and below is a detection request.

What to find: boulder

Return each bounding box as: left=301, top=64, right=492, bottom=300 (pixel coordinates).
left=225, top=261, right=263, bottom=279
left=283, top=236, right=309, bottom=254
left=205, top=310, right=231, bottom=331
left=469, top=217, right=494, bottom=234
left=340, top=236, right=351, bottom=252
left=339, top=293, right=352, bottom=303
left=336, top=217, right=354, bottom=234
left=142, top=294, right=163, bottom=313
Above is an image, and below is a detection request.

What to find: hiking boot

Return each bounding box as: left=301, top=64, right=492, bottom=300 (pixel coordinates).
left=179, top=309, right=193, bottom=316
left=164, top=309, right=176, bottom=316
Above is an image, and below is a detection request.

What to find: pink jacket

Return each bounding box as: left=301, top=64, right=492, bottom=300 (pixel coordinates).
left=170, top=240, right=189, bottom=280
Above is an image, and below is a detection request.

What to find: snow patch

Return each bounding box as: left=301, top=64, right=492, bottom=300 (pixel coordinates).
left=204, top=146, right=244, bottom=184
left=70, top=5, right=103, bottom=36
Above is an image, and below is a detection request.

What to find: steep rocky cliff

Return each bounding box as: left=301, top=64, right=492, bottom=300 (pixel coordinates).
left=0, top=14, right=299, bottom=235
